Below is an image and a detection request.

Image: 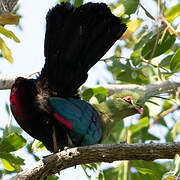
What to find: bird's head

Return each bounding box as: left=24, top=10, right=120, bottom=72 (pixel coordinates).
left=110, top=89, right=147, bottom=115
left=122, top=95, right=144, bottom=114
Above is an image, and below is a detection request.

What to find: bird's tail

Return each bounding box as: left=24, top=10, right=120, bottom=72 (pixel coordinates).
left=40, top=2, right=127, bottom=97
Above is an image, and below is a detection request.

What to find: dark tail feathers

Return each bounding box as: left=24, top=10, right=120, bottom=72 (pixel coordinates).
left=40, top=2, right=127, bottom=97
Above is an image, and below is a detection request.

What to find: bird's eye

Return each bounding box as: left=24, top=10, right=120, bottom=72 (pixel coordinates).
left=123, top=96, right=133, bottom=104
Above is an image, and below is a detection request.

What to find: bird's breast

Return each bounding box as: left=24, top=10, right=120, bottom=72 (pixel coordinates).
left=10, top=87, right=25, bottom=122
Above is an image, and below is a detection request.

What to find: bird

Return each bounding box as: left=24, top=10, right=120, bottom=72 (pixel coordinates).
left=10, top=2, right=128, bottom=153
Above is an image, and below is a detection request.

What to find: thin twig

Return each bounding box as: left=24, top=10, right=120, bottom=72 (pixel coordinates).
left=101, top=56, right=169, bottom=72
left=159, top=15, right=179, bottom=38
left=151, top=106, right=180, bottom=126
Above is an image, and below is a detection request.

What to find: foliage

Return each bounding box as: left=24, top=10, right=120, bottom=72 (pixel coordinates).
left=0, top=12, right=20, bottom=63
left=0, top=0, right=180, bottom=179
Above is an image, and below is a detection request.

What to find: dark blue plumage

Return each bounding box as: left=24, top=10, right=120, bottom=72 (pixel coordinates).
left=10, top=2, right=127, bottom=152
left=49, top=98, right=102, bottom=146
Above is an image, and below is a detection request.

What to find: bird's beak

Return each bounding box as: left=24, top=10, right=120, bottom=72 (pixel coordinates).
left=134, top=106, right=144, bottom=114
left=131, top=100, right=144, bottom=114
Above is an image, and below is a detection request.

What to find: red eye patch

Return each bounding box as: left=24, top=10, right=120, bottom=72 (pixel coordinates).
left=123, top=96, right=133, bottom=104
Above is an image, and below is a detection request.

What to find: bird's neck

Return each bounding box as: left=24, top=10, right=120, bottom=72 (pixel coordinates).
left=94, top=97, right=137, bottom=139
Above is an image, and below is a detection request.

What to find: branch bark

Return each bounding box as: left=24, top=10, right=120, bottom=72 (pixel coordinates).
left=0, top=0, right=18, bottom=15
left=9, top=142, right=180, bottom=180
left=1, top=73, right=180, bottom=97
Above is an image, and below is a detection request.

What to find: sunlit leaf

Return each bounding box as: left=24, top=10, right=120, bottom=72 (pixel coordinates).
left=0, top=152, right=24, bottom=172
left=0, top=14, right=19, bottom=25
left=0, top=133, right=26, bottom=152
left=130, top=51, right=141, bottom=66
left=0, top=37, right=13, bottom=63
left=164, top=3, right=180, bottom=20
left=82, top=87, right=108, bottom=103
left=59, top=0, right=71, bottom=2
left=122, top=19, right=143, bottom=39
left=128, top=117, right=149, bottom=135
left=1, top=158, right=15, bottom=171
left=31, top=139, right=45, bottom=152
left=0, top=26, right=20, bottom=42
left=136, top=167, right=153, bottom=175
left=170, top=48, right=180, bottom=72
left=120, top=0, right=139, bottom=15
left=73, top=0, right=83, bottom=7
left=162, top=154, right=180, bottom=179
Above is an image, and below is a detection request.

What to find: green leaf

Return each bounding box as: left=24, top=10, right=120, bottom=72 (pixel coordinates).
left=103, top=120, right=126, bottom=144
left=0, top=133, right=26, bottom=152
left=0, top=152, right=24, bottom=172
left=132, top=160, right=167, bottom=179
left=115, top=45, right=121, bottom=57
left=103, top=162, right=128, bottom=180
left=166, top=128, right=174, bottom=142
left=82, top=87, right=108, bottom=102
left=131, top=71, right=138, bottom=79
left=0, top=37, right=14, bottom=63
left=170, top=48, right=180, bottom=72
left=130, top=51, right=141, bottom=66
left=140, top=4, right=155, bottom=20
left=117, top=70, right=149, bottom=84
left=82, top=88, right=93, bottom=101
left=171, top=121, right=180, bottom=140
left=3, top=125, right=23, bottom=138
left=164, top=3, right=180, bottom=20
left=92, top=87, right=108, bottom=97
left=119, top=0, right=139, bottom=15
left=73, top=0, right=83, bottom=7
left=162, top=154, right=180, bottom=179
left=134, top=32, right=153, bottom=51
left=1, top=158, right=16, bottom=171
left=136, top=167, right=153, bottom=175
left=59, top=0, right=71, bottom=3
left=141, top=31, right=176, bottom=60
left=128, top=117, right=149, bottom=135
left=46, top=175, right=59, bottom=180
left=5, top=103, right=10, bottom=115
left=31, top=139, right=45, bottom=152
left=0, top=26, right=20, bottom=43
left=112, top=58, right=131, bottom=70
left=159, top=55, right=173, bottom=67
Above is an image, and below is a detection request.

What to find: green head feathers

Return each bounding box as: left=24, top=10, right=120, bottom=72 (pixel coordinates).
left=110, top=88, right=146, bottom=114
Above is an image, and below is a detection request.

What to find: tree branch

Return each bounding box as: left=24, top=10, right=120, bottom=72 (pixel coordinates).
left=0, top=0, right=18, bottom=15
left=0, top=74, right=19, bottom=90
left=1, top=74, right=180, bottom=98
left=9, top=142, right=180, bottom=180
left=82, top=80, right=180, bottom=96
left=152, top=106, right=180, bottom=126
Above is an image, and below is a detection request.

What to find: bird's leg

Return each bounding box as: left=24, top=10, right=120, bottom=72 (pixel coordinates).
left=64, top=133, right=74, bottom=150
left=52, top=125, right=58, bottom=153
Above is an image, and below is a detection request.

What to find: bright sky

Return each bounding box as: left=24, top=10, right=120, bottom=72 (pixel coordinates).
left=0, top=0, right=179, bottom=179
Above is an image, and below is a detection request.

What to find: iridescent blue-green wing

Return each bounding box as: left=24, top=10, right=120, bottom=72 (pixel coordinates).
left=48, top=97, right=102, bottom=146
